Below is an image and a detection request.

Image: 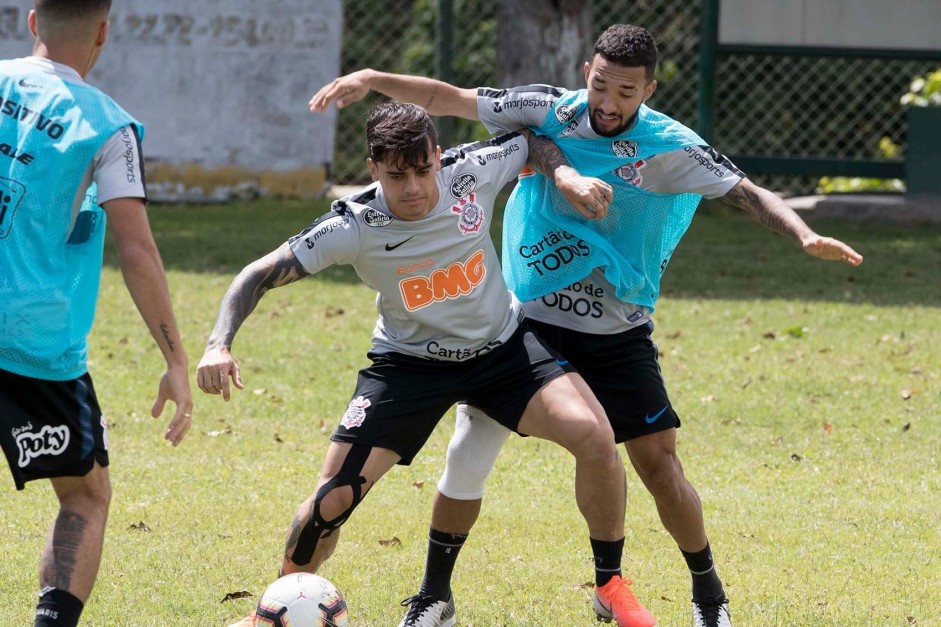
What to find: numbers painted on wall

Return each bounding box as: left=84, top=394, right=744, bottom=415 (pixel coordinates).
left=110, top=12, right=331, bottom=49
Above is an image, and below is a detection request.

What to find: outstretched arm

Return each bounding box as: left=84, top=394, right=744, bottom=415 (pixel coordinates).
left=103, top=197, right=193, bottom=446
left=309, top=68, right=479, bottom=119
left=519, top=128, right=612, bottom=220
left=722, top=178, right=863, bottom=265
left=197, top=242, right=309, bottom=400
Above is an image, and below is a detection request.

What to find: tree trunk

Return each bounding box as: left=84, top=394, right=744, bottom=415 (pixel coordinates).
left=497, top=0, right=594, bottom=89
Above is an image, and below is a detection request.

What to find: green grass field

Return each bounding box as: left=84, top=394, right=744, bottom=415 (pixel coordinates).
left=2, top=199, right=939, bottom=626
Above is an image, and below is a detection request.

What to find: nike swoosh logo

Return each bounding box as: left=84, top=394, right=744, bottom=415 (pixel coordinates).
left=18, top=78, right=42, bottom=88
left=384, top=236, right=413, bottom=251
left=555, top=359, right=569, bottom=367
left=645, top=405, right=668, bottom=424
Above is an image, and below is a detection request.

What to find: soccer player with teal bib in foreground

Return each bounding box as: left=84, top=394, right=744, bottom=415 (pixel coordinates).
left=0, top=2, right=193, bottom=625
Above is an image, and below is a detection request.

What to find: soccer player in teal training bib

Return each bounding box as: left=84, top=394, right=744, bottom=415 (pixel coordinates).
left=0, top=2, right=193, bottom=626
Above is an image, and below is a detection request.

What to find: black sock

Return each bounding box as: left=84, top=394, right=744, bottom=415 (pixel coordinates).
left=590, top=537, right=624, bottom=587
left=681, top=543, right=726, bottom=600
left=34, top=587, right=84, bottom=627
left=419, top=528, right=467, bottom=600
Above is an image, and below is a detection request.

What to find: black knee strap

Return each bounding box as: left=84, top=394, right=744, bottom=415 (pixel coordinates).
left=291, top=444, right=371, bottom=565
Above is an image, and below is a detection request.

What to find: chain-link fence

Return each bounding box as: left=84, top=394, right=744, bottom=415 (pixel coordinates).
left=332, top=0, right=497, bottom=185
left=333, top=0, right=936, bottom=196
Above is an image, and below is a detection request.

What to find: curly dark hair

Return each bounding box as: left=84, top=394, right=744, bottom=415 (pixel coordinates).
left=365, top=101, right=438, bottom=169
left=592, top=24, right=658, bottom=80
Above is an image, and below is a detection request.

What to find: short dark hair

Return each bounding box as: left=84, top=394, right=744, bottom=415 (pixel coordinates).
left=366, top=101, right=438, bottom=169
left=34, top=0, right=111, bottom=39
left=592, top=24, right=658, bottom=81
left=35, top=0, right=111, bottom=22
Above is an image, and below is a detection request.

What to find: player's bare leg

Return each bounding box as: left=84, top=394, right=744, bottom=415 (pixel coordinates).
left=398, top=408, right=497, bottom=627
left=281, top=442, right=400, bottom=575
left=36, top=463, right=111, bottom=626
left=519, top=373, right=655, bottom=627
left=517, top=373, right=624, bottom=539
left=626, top=429, right=730, bottom=626
left=626, top=429, right=705, bottom=550
left=430, top=494, right=480, bottom=534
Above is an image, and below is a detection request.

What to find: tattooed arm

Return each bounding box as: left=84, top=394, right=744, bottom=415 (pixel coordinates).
left=197, top=242, right=309, bottom=400
left=103, top=197, right=193, bottom=445
left=722, top=178, right=864, bottom=265
left=519, top=128, right=613, bottom=220
left=309, top=69, right=479, bottom=119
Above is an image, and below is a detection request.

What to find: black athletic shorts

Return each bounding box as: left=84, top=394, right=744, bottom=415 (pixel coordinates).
left=0, top=368, right=110, bottom=490
left=529, top=319, right=679, bottom=442
left=332, top=324, right=576, bottom=464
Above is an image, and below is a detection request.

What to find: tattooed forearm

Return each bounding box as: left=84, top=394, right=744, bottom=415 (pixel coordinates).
left=159, top=323, right=176, bottom=352
left=423, top=85, right=439, bottom=109
left=521, top=129, right=569, bottom=178
left=40, top=510, right=88, bottom=591
left=206, top=245, right=308, bottom=350
left=722, top=179, right=812, bottom=243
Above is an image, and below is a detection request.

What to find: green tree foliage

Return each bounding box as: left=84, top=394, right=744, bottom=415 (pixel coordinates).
left=399, top=0, right=497, bottom=147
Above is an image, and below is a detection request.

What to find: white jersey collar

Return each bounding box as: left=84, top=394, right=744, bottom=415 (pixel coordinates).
left=19, top=56, right=85, bottom=84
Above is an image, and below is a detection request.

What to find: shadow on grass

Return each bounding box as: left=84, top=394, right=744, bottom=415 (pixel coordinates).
left=111, top=198, right=941, bottom=307
left=663, top=202, right=941, bottom=308
left=103, top=198, right=363, bottom=285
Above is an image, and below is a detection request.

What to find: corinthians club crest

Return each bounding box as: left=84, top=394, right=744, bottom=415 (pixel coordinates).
left=450, top=192, right=485, bottom=235
left=614, top=160, right=646, bottom=186
left=612, top=140, right=638, bottom=158
left=341, top=396, right=371, bottom=429
left=555, top=103, right=577, bottom=124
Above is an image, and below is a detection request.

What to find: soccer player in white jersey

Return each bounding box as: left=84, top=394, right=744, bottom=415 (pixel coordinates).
left=197, top=100, right=654, bottom=627
left=310, top=23, right=863, bottom=627
left=0, top=2, right=193, bottom=626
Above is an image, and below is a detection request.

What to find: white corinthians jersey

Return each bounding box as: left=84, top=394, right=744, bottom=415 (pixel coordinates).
left=477, top=84, right=745, bottom=334
left=289, top=134, right=529, bottom=361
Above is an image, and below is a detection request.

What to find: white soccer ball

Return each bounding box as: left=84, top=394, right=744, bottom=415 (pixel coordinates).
left=254, top=573, right=350, bottom=627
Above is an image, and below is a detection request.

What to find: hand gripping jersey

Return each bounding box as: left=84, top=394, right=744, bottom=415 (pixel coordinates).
left=506, top=91, right=705, bottom=308
left=0, top=58, right=143, bottom=380
left=478, top=85, right=743, bottom=333
left=477, top=86, right=736, bottom=320
left=289, top=134, right=529, bottom=361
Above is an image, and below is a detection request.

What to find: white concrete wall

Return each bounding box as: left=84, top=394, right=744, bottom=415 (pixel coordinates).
left=719, top=0, right=941, bottom=50
left=0, top=0, right=341, bottom=172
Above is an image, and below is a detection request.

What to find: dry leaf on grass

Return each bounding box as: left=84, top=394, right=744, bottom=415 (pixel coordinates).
left=220, top=590, right=252, bottom=603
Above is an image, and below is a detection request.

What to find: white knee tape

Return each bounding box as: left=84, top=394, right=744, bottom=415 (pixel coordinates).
left=437, top=403, right=511, bottom=500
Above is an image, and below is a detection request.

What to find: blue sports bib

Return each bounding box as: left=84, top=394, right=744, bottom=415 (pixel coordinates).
left=502, top=91, right=703, bottom=310
left=0, top=63, right=142, bottom=379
